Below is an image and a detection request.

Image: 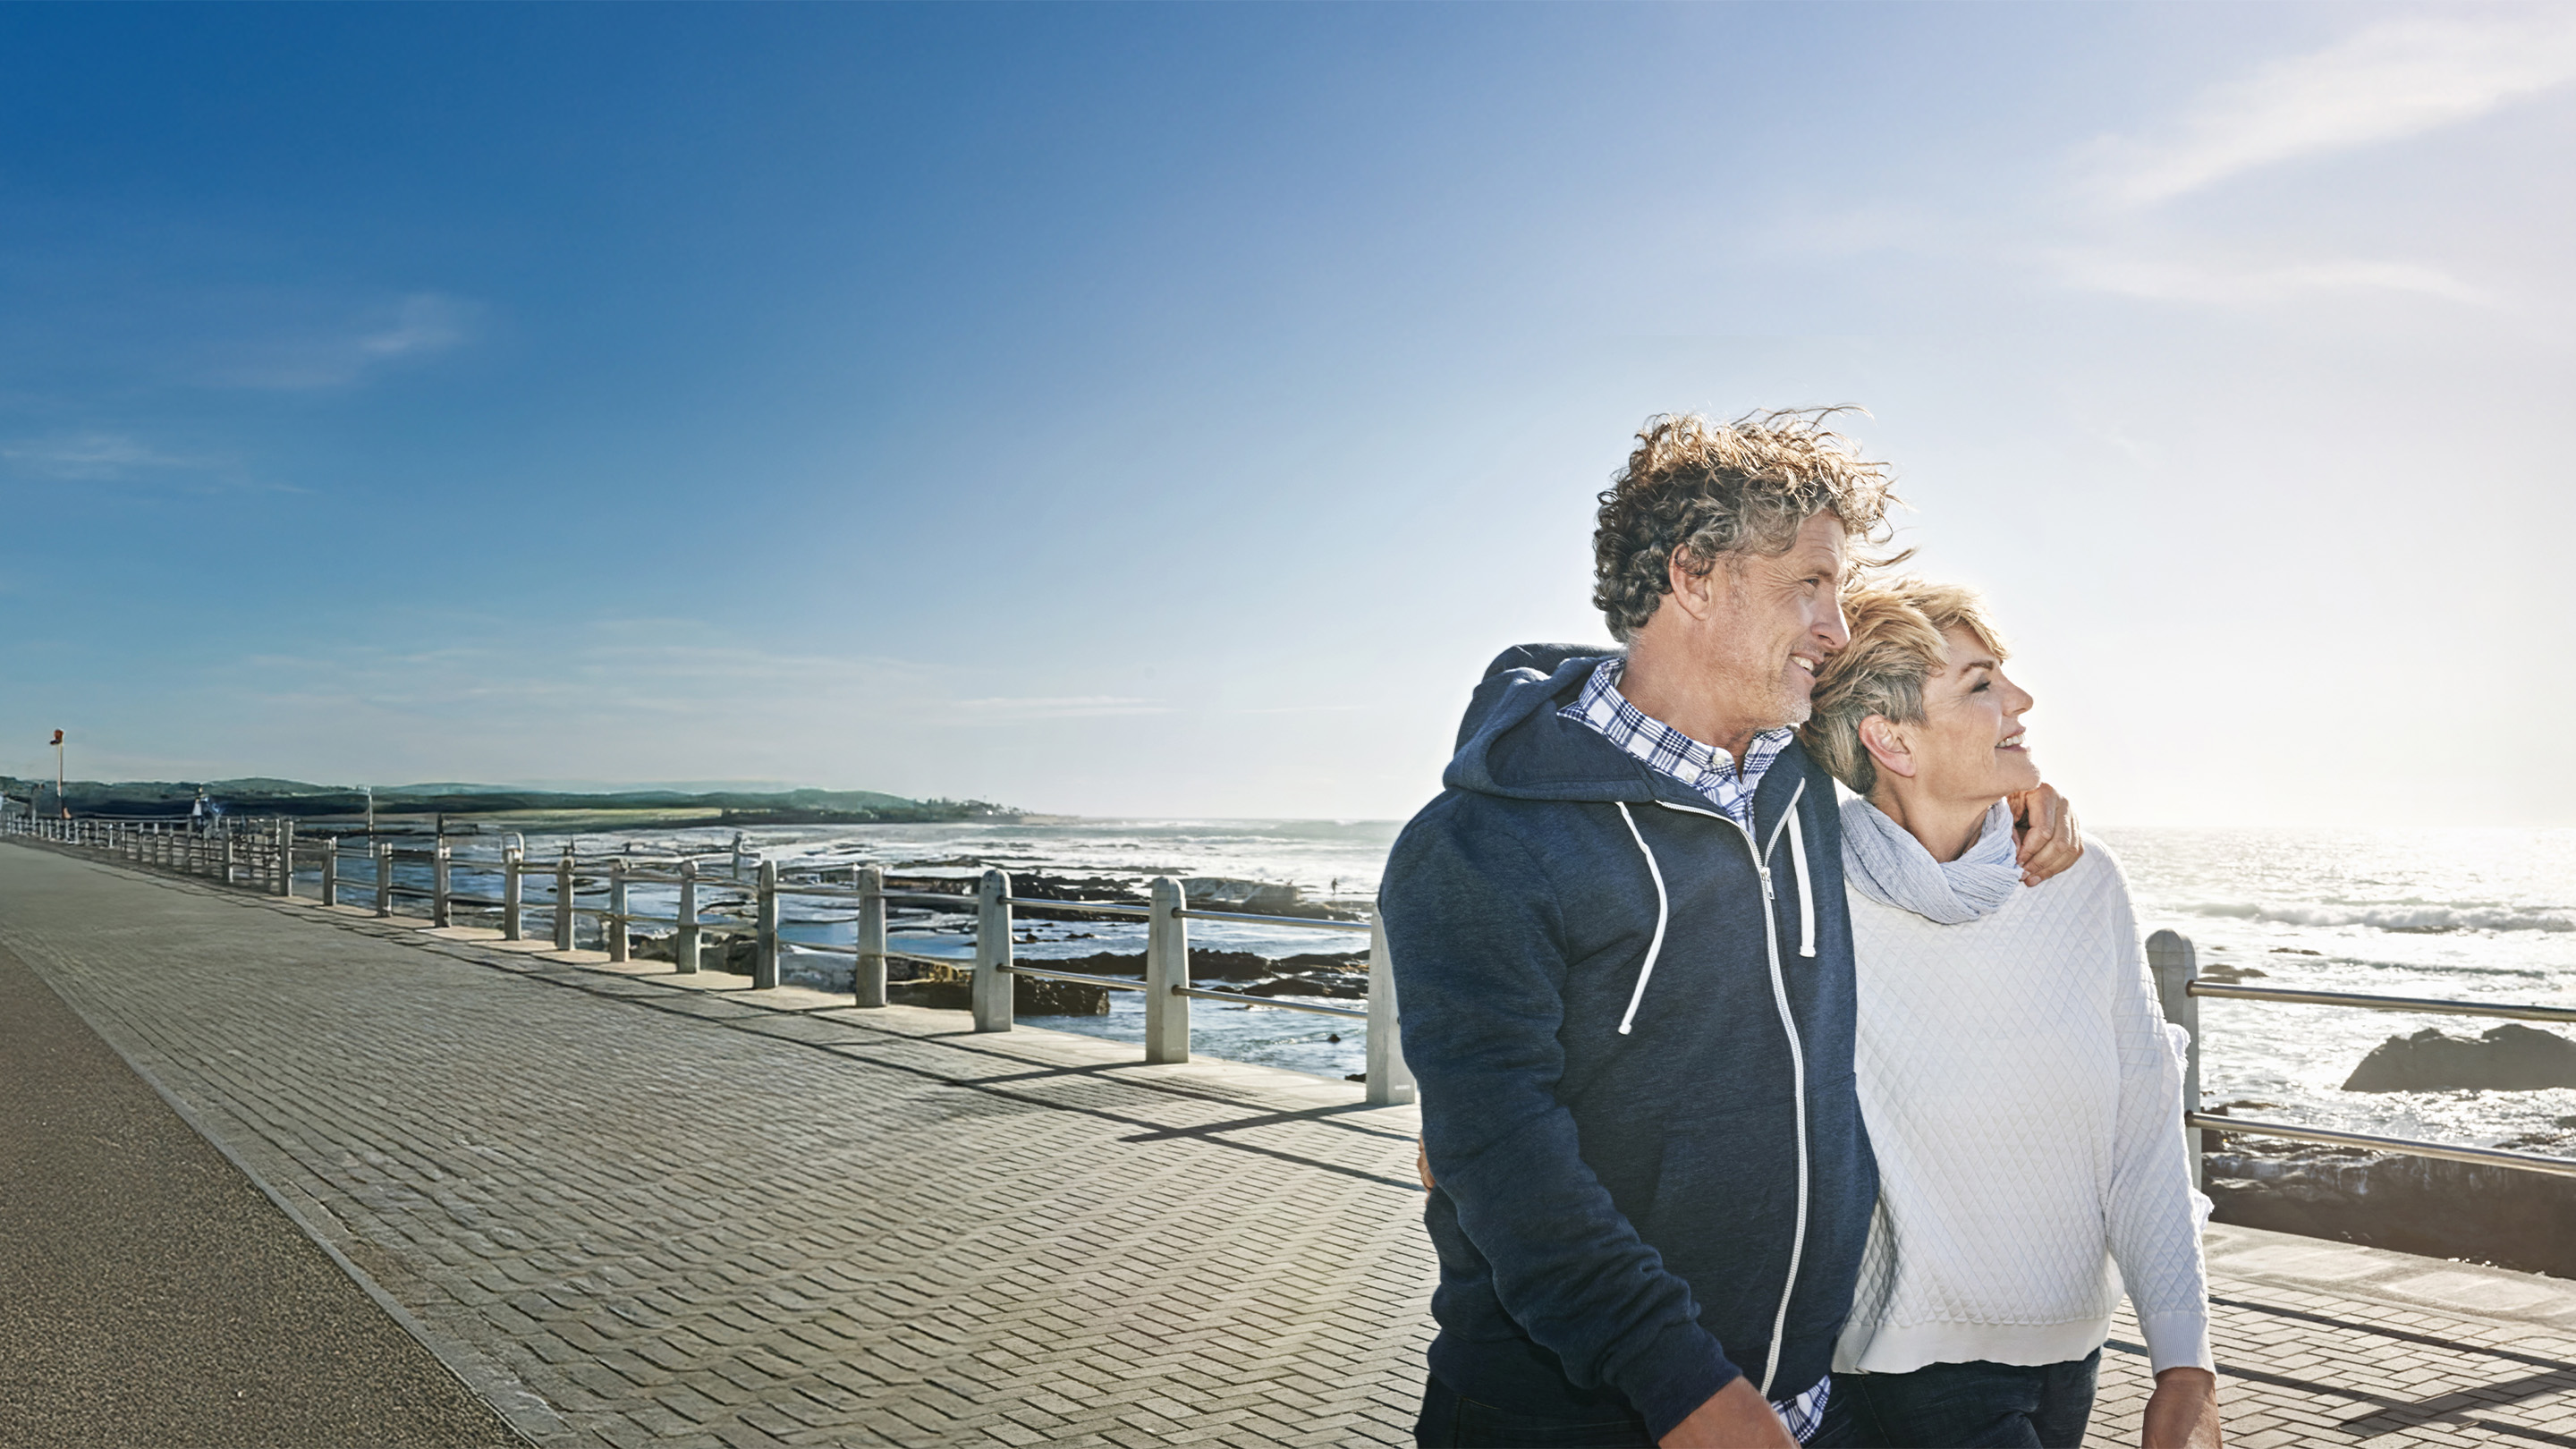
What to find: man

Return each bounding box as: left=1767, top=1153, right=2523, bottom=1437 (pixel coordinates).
left=1383, top=411, right=2081, bottom=1448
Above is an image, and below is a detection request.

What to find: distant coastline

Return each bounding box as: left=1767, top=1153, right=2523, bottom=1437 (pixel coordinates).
left=0, top=776, right=1019, bottom=832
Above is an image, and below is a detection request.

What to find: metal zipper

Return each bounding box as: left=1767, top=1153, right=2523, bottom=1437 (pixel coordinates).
left=1652, top=778, right=1811, bottom=1399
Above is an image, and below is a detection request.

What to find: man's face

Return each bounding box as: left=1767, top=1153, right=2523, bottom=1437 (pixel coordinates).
left=1696, top=512, right=1852, bottom=732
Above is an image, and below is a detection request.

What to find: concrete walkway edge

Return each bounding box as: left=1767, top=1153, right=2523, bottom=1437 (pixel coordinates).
left=33, top=946, right=572, bottom=1447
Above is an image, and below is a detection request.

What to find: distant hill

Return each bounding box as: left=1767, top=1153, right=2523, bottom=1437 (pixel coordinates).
left=0, top=775, right=1009, bottom=825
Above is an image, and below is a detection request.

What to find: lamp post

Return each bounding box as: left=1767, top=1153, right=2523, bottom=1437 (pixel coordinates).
left=49, top=729, right=64, bottom=819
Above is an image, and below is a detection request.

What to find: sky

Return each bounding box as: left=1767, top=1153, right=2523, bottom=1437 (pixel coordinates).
left=2, top=2, right=2572, bottom=826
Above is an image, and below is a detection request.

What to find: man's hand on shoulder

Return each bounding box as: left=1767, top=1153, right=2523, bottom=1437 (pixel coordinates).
left=2142, top=1367, right=2221, bottom=1449
left=1659, top=1378, right=1797, bottom=1448
left=2008, top=784, right=2083, bottom=886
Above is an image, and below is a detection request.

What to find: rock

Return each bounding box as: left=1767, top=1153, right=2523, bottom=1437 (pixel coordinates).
left=1243, top=973, right=1366, bottom=1000
left=886, top=975, right=1110, bottom=1014
left=1030, top=948, right=1274, bottom=982
left=2198, top=962, right=2268, bottom=984
left=2341, top=1023, right=2576, bottom=1091
left=1277, top=952, right=1366, bottom=972
left=2206, top=1143, right=2576, bottom=1278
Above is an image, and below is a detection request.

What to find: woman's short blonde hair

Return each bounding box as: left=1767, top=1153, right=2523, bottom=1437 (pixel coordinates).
left=1800, top=580, right=2010, bottom=797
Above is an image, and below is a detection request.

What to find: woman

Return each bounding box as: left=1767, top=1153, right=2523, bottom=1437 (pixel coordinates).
left=1798, top=581, right=2221, bottom=1449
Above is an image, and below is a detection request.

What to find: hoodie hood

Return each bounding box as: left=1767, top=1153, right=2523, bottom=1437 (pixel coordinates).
left=1444, top=643, right=1665, bottom=803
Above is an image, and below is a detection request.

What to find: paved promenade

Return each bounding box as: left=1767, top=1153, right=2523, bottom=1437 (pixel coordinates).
left=5, top=842, right=2576, bottom=1447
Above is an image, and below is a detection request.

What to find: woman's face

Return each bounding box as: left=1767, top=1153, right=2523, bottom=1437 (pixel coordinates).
left=1904, top=625, right=2040, bottom=804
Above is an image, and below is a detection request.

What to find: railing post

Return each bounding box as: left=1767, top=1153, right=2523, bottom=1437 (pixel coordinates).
left=1365, top=911, right=1416, bottom=1106
left=972, top=869, right=1013, bottom=1032
left=502, top=847, right=523, bottom=940
left=432, top=841, right=453, bottom=927
left=554, top=850, right=576, bottom=952
left=374, top=842, right=394, bottom=917
left=675, top=859, right=700, bottom=974
left=2148, top=928, right=2205, bottom=1190
left=855, top=865, right=886, bottom=1008
left=609, top=860, right=631, bottom=963
left=320, top=838, right=339, bottom=907
left=754, top=859, right=780, bottom=989
left=221, top=830, right=236, bottom=886
left=276, top=819, right=296, bottom=896
left=1144, top=877, right=1189, bottom=1063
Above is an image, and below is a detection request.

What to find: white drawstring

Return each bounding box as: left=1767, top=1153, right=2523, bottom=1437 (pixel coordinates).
left=1787, top=804, right=1816, bottom=959
left=1614, top=801, right=1668, bottom=1036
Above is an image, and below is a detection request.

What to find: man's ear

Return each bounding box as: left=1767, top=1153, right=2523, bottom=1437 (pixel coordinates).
left=1859, top=716, right=1917, bottom=780
left=1665, top=549, right=1718, bottom=623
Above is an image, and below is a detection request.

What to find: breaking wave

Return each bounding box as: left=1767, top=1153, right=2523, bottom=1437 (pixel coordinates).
left=2178, top=902, right=2576, bottom=935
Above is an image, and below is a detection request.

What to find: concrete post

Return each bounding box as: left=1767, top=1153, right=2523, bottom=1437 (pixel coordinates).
left=609, top=860, right=631, bottom=963
left=432, top=843, right=453, bottom=928
left=277, top=820, right=296, bottom=897
left=221, top=832, right=236, bottom=886
left=754, top=859, right=780, bottom=989
left=502, top=847, right=523, bottom=940
left=855, top=865, right=887, bottom=1008
left=554, top=852, right=576, bottom=952
left=374, top=843, right=393, bottom=917
left=675, top=859, right=700, bottom=974
left=971, top=869, right=1013, bottom=1032
left=2148, top=928, right=2204, bottom=1189
left=321, top=838, right=339, bottom=907
left=1143, top=877, right=1190, bottom=1063
left=1364, top=911, right=1416, bottom=1106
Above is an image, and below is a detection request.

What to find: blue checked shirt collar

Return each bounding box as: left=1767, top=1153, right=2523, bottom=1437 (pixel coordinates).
left=1559, top=657, right=1793, bottom=830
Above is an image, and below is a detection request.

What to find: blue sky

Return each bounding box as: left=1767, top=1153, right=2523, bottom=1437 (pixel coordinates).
left=4, top=3, right=2572, bottom=825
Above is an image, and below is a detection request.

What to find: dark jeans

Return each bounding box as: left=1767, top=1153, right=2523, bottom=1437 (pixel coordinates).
left=1820, top=1352, right=2100, bottom=1449
left=1412, top=1376, right=1863, bottom=1448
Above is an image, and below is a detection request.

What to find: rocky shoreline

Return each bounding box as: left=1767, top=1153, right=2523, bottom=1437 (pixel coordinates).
left=2205, top=1124, right=2576, bottom=1278
left=635, top=867, right=1371, bottom=1018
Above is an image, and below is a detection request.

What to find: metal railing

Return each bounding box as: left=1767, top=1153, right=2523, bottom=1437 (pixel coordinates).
left=3, top=812, right=1415, bottom=1106
left=2146, top=929, right=2576, bottom=1182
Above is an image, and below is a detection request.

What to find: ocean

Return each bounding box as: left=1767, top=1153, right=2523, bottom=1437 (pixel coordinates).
left=470, top=818, right=2576, bottom=1151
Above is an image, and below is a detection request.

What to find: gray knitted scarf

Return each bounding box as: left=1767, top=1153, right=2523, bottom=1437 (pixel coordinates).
left=1838, top=795, right=2021, bottom=924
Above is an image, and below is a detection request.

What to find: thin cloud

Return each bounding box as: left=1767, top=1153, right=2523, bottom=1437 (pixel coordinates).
left=0, top=431, right=194, bottom=480
left=358, top=293, right=471, bottom=359
left=2052, top=250, right=2492, bottom=307
left=2091, top=13, right=2576, bottom=208
left=213, top=292, right=478, bottom=390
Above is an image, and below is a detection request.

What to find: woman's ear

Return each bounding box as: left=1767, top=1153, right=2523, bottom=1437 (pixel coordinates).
left=1860, top=716, right=1917, bottom=781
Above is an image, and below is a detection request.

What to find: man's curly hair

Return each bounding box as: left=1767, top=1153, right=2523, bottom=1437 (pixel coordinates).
left=1591, top=409, right=1902, bottom=642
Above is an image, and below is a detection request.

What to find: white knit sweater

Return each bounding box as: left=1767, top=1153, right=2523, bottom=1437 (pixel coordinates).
left=1835, top=831, right=2215, bottom=1377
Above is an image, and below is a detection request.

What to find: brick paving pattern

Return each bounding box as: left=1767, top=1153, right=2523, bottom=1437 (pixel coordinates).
left=7, top=841, right=2576, bottom=1447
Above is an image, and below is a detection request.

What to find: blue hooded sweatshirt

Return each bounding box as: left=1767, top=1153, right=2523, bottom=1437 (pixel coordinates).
left=1380, top=645, right=1877, bottom=1440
